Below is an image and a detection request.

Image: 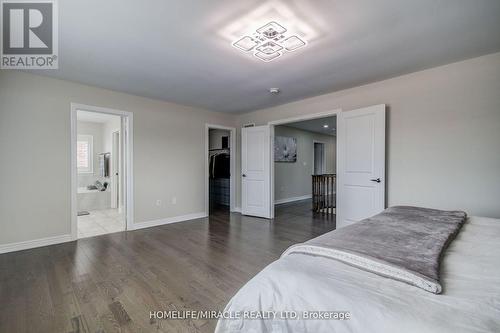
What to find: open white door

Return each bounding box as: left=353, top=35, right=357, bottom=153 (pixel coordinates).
left=337, top=104, right=386, bottom=228
left=242, top=125, right=271, bottom=218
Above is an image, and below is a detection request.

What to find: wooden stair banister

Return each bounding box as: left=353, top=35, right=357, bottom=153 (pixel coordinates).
left=312, top=174, right=336, bottom=215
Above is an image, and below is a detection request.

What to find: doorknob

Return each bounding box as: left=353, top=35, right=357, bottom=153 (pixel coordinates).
left=242, top=174, right=247, bottom=177
left=370, top=178, right=381, bottom=183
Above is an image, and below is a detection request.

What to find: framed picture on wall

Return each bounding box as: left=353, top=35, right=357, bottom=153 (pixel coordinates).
left=274, top=136, right=297, bottom=162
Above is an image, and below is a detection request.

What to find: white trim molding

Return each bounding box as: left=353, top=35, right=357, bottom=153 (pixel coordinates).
left=0, top=234, right=73, bottom=255
left=133, top=212, right=206, bottom=231
left=268, top=109, right=342, bottom=126
left=275, top=194, right=312, bottom=205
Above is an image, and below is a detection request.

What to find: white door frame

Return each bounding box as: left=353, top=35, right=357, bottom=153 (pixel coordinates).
left=312, top=140, right=327, bottom=175
left=70, top=103, right=134, bottom=240
left=110, top=130, right=120, bottom=209
left=268, top=109, right=341, bottom=219
left=205, top=124, right=236, bottom=215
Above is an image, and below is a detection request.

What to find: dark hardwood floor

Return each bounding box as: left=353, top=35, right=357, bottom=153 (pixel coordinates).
left=0, top=200, right=335, bottom=333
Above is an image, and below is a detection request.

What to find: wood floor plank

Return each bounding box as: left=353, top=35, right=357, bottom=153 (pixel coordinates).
left=0, top=200, right=335, bottom=332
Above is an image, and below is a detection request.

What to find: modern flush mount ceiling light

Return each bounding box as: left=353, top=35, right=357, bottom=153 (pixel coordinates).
left=232, top=21, right=307, bottom=62
left=219, top=0, right=318, bottom=63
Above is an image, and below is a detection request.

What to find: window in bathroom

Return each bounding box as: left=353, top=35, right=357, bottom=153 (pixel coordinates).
left=77, top=134, right=93, bottom=173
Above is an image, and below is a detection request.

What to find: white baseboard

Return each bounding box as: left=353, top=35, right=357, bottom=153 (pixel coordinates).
left=0, top=234, right=73, bottom=255
left=275, top=194, right=312, bottom=205
left=232, top=207, right=242, bottom=213
left=133, top=212, right=207, bottom=231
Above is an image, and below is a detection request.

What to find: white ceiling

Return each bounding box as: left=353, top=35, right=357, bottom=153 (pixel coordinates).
left=30, top=0, right=500, bottom=113
left=285, top=116, right=336, bottom=136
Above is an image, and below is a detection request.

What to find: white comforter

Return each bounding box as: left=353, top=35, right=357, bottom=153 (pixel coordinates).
left=216, top=216, right=500, bottom=333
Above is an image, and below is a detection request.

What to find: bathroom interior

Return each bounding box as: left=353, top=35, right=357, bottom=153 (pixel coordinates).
left=76, top=110, right=125, bottom=238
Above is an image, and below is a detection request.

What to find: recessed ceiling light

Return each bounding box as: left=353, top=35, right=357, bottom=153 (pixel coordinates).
left=269, top=88, right=280, bottom=94
left=232, top=21, right=307, bottom=62
left=323, top=124, right=329, bottom=128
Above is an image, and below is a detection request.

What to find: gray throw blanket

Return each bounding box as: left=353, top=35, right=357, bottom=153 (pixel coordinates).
left=282, top=206, right=467, bottom=293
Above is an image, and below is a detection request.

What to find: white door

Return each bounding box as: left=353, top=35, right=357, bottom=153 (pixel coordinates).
left=242, top=125, right=271, bottom=218
left=337, top=104, right=386, bottom=228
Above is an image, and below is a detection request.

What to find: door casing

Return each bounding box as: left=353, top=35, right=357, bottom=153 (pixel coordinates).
left=70, top=103, right=134, bottom=240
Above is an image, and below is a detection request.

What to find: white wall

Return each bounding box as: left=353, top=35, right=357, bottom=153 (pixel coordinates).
left=1, top=52, right=499, bottom=250
left=274, top=126, right=335, bottom=202
left=237, top=52, right=500, bottom=218
left=103, top=116, right=121, bottom=153
left=0, top=71, right=236, bottom=247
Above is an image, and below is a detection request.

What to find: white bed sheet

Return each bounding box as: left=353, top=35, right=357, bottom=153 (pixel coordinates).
left=216, top=216, right=500, bottom=333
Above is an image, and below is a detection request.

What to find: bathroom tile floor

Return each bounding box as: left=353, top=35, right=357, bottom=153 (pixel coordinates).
left=77, top=208, right=125, bottom=238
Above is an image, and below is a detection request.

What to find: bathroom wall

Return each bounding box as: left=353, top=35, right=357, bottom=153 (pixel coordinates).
left=77, top=121, right=107, bottom=188
left=77, top=120, right=112, bottom=211
left=103, top=117, right=121, bottom=153
left=77, top=115, right=122, bottom=212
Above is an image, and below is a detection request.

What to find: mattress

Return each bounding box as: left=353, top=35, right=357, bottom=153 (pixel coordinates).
left=215, top=216, right=500, bottom=332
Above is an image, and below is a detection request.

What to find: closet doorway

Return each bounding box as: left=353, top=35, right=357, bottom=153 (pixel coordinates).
left=205, top=124, right=236, bottom=216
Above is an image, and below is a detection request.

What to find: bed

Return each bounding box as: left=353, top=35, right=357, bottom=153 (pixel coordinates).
left=215, top=213, right=500, bottom=332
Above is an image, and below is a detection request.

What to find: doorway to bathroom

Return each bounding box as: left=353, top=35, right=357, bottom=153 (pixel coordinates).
left=70, top=104, right=133, bottom=239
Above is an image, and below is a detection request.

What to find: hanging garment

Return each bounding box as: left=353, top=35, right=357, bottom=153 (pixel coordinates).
left=210, top=153, right=230, bottom=179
